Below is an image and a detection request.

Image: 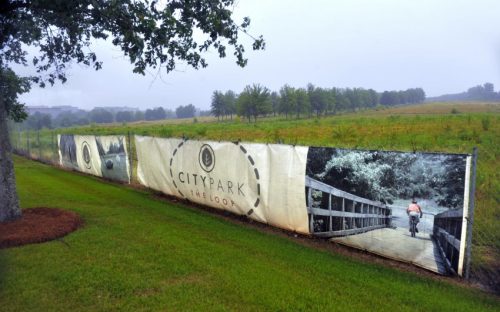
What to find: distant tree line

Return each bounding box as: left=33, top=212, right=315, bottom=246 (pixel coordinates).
left=211, top=84, right=425, bottom=121
left=427, top=82, right=500, bottom=102
left=210, top=90, right=237, bottom=120
left=18, top=104, right=202, bottom=130
left=18, top=83, right=427, bottom=130
left=175, top=104, right=197, bottom=119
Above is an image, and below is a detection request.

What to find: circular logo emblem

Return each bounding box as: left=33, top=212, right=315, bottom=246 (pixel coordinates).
left=199, top=144, right=215, bottom=173
left=169, top=140, right=261, bottom=215
left=82, top=141, right=92, bottom=169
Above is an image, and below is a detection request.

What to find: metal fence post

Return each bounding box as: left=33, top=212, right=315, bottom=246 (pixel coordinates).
left=128, top=131, right=133, bottom=183
left=17, top=127, right=21, bottom=151
left=52, top=131, right=55, bottom=163
left=27, top=130, right=30, bottom=157
left=464, top=147, right=478, bottom=280
left=37, top=130, right=41, bottom=159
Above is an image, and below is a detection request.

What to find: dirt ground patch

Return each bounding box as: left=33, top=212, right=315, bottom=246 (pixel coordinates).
left=0, top=207, right=83, bottom=249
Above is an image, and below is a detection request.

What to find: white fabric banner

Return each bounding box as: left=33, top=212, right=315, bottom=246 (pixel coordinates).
left=135, top=135, right=310, bottom=234
left=58, top=134, right=130, bottom=183
left=306, top=147, right=471, bottom=275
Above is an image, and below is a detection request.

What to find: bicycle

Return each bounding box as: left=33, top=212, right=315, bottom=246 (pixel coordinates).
left=409, top=215, right=418, bottom=237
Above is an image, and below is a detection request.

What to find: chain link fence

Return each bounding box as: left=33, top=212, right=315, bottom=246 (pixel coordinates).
left=7, top=126, right=500, bottom=294
left=10, top=128, right=59, bottom=166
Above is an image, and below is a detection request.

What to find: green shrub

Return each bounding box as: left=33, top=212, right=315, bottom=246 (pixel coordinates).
left=481, top=117, right=490, bottom=131
left=196, top=127, right=207, bottom=137
left=158, top=127, right=173, bottom=137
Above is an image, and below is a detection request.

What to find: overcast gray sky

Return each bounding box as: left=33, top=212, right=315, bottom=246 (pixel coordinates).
left=19, top=0, right=500, bottom=110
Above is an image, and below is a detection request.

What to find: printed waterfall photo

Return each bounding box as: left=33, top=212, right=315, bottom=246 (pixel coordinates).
left=58, top=135, right=130, bottom=183
left=95, top=136, right=130, bottom=183
left=59, top=134, right=79, bottom=171
left=305, top=147, right=471, bottom=275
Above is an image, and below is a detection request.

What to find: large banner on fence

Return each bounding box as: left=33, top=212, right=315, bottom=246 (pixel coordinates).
left=135, top=136, right=310, bottom=234
left=306, top=147, right=472, bottom=276
left=58, top=134, right=130, bottom=183
left=135, top=135, right=473, bottom=276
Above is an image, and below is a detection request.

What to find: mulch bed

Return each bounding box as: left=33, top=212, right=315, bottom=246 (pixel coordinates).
left=0, top=207, right=83, bottom=249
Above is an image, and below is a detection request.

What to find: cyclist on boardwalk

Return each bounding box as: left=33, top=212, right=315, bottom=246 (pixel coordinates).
left=407, top=199, right=423, bottom=233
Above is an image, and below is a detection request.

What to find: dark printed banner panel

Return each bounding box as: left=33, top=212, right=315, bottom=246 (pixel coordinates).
left=133, top=136, right=472, bottom=276
left=58, top=135, right=130, bottom=183
left=306, top=147, right=472, bottom=276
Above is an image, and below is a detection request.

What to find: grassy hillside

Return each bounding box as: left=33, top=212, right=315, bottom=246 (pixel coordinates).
left=1, top=156, right=498, bottom=311
left=58, top=102, right=499, bottom=153
left=11, top=101, right=500, bottom=283
left=364, top=101, right=500, bottom=115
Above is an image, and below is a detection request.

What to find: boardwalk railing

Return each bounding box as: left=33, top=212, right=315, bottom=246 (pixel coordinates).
left=306, top=176, right=392, bottom=237
left=433, top=209, right=463, bottom=275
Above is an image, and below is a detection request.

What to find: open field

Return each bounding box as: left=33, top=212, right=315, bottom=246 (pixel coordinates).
left=365, top=102, right=500, bottom=115
left=10, top=101, right=500, bottom=287
left=55, top=102, right=499, bottom=151
left=1, top=156, right=499, bottom=311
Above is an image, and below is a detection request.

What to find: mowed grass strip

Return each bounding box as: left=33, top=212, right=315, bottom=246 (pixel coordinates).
left=0, top=157, right=498, bottom=311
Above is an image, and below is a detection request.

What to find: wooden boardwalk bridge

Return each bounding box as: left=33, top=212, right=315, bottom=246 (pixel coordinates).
left=306, top=177, right=462, bottom=275
left=331, top=227, right=447, bottom=274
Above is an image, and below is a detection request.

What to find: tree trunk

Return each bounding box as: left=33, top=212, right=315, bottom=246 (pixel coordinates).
left=0, top=100, right=21, bottom=222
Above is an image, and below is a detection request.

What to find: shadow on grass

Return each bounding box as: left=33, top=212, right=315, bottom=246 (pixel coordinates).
left=0, top=251, right=9, bottom=289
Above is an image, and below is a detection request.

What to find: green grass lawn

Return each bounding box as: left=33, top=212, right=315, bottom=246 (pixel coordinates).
left=1, top=156, right=498, bottom=311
